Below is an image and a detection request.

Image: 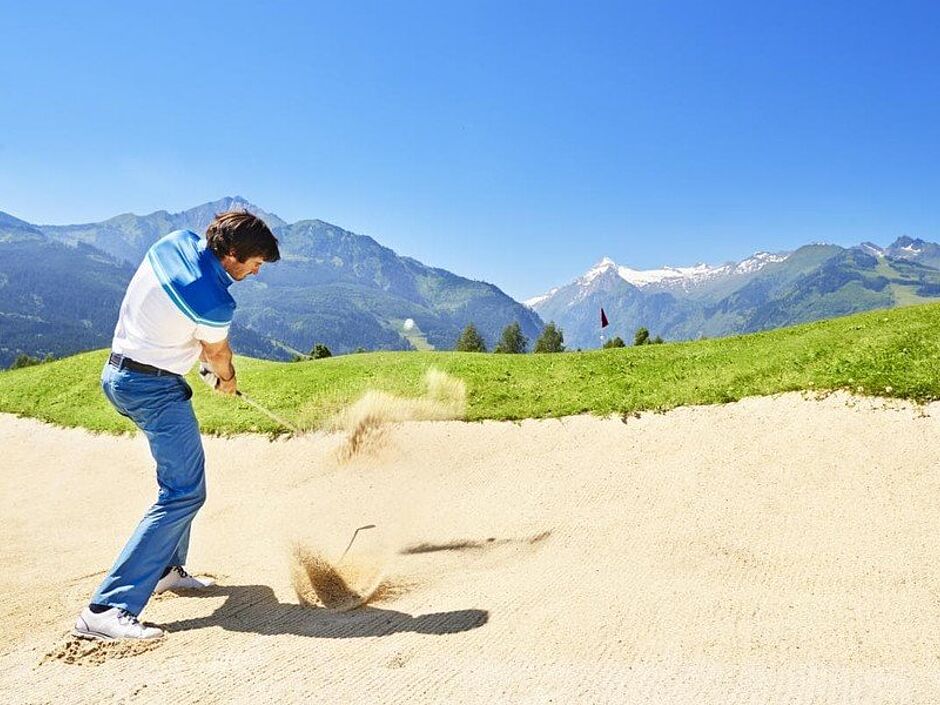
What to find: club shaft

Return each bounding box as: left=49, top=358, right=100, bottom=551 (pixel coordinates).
left=236, top=392, right=299, bottom=433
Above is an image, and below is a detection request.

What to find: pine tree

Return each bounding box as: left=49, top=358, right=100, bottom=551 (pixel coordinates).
left=602, top=336, right=625, bottom=349
left=455, top=323, right=487, bottom=352
left=9, top=354, right=41, bottom=370
left=534, top=322, right=565, bottom=353
left=495, top=322, right=528, bottom=354
left=633, top=327, right=650, bottom=346
left=310, top=343, right=332, bottom=359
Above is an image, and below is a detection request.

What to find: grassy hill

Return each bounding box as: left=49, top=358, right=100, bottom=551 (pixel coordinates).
left=1, top=302, right=939, bottom=436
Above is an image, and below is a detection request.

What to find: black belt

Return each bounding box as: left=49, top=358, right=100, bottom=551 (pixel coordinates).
left=108, top=352, right=176, bottom=377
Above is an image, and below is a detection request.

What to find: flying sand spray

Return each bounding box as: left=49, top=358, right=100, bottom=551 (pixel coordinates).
left=198, top=363, right=466, bottom=609
left=198, top=363, right=388, bottom=609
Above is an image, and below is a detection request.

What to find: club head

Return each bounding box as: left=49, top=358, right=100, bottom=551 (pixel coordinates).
left=338, top=524, right=378, bottom=563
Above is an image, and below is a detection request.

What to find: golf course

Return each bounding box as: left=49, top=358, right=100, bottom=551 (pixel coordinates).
left=0, top=303, right=939, bottom=703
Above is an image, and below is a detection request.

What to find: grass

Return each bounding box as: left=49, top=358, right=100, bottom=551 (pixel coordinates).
left=1, top=302, right=940, bottom=436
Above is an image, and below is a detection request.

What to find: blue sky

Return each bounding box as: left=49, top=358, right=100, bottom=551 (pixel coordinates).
left=2, top=1, right=939, bottom=299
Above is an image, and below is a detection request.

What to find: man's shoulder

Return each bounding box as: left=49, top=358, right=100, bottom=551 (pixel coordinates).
left=150, top=229, right=198, bottom=252
left=144, top=229, right=234, bottom=327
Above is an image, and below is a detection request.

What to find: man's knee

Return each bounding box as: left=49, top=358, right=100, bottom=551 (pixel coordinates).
left=193, top=484, right=207, bottom=510
left=156, top=480, right=206, bottom=513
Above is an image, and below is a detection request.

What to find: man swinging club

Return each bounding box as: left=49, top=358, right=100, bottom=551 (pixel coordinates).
left=73, top=211, right=280, bottom=641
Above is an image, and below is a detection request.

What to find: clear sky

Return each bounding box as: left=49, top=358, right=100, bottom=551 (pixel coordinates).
left=2, top=1, right=939, bottom=299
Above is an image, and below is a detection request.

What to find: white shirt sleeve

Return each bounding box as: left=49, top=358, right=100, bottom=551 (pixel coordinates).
left=194, top=323, right=230, bottom=344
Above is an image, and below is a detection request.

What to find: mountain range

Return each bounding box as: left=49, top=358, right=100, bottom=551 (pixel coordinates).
left=526, top=239, right=940, bottom=348
left=0, top=198, right=542, bottom=367
left=2, top=195, right=940, bottom=367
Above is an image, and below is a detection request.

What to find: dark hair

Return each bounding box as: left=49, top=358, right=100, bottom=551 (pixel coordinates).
left=206, top=210, right=280, bottom=263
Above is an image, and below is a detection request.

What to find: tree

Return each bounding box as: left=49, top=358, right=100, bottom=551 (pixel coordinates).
left=534, top=322, right=565, bottom=353
left=455, top=323, right=487, bottom=352
left=310, top=343, right=332, bottom=359
left=633, top=327, right=650, bottom=346
left=652, top=335, right=664, bottom=345
left=602, top=336, right=625, bottom=349
left=495, top=322, right=527, bottom=354
left=354, top=346, right=367, bottom=353
left=9, top=354, right=42, bottom=370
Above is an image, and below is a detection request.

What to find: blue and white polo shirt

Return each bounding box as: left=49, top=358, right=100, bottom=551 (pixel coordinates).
left=111, top=230, right=236, bottom=375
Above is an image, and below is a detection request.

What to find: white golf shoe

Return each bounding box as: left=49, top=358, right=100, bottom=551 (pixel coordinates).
left=72, top=607, right=164, bottom=641
left=154, top=565, right=214, bottom=594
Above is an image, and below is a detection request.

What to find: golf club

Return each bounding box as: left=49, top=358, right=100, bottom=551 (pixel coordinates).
left=198, top=363, right=300, bottom=434
left=339, top=524, right=377, bottom=563
left=235, top=391, right=300, bottom=434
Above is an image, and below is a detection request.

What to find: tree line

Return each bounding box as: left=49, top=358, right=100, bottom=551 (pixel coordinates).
left=282, top=321, right=665, bottom=363
left=456, top=322, right=664, bottom=353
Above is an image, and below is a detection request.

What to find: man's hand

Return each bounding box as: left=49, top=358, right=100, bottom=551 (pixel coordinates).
left=199, top=338, right=237, bottom=396
left=217, top=374, right=238, bottom=396
left=198, top=362, right=237, bottom=395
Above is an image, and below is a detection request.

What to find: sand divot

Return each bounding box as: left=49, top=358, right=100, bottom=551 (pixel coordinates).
left=290, top=544, right=409, bottom=611
left=40, top=635, right=163, bottom=666
left=332, top=368, right=466, bottom=461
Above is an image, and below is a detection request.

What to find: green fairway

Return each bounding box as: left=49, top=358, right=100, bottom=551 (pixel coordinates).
left=1, top=303, right=939, bottom=436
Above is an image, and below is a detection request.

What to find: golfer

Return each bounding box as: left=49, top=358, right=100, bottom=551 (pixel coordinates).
left=73, top=211, right=280, bottom=640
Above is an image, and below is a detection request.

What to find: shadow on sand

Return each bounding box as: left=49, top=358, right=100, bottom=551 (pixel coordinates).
left=159, top=584, right=488, bottom=639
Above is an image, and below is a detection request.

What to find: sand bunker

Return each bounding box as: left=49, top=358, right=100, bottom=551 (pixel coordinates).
left=289, top=544, right=404, bottom=611
left=331, top=368, right=465, bottom=459
left=9, top=392, right=940, bottom=703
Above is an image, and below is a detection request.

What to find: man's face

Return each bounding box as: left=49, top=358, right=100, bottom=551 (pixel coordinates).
left=222, top=254, right=266, bottom=281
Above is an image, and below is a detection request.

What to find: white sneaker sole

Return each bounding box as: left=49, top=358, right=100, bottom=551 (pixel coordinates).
left=71, top=626, right=117, bottom=641
left=154, top=579, right=215, bottom=594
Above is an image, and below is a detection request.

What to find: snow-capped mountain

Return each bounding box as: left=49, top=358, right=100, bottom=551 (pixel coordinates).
left=858, top=242, right=885, bottom=257
left=526, top=240, right=940, bottom=349
left=523, top=288, right=560, bottom=308
left=617, top=251, right=789, bottom=290
left=883, top=236, right=940, bottom=269
left=526, top=251, right=790, bottom=307
left=579, top=256, right=728, bottom=289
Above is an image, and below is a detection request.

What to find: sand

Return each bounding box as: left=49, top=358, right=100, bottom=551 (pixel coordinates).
left=4, top=391, right=940, bottom=703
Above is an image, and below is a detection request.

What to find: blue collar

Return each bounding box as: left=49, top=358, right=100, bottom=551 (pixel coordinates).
left=198, top=239, right=235, bottom=289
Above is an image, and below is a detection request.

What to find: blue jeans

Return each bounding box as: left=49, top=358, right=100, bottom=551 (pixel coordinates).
left=91, top=362, right=206, bottom=616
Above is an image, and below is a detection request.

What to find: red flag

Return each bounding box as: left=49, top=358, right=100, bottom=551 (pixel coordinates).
left=600, top=307, right=609, bottom=328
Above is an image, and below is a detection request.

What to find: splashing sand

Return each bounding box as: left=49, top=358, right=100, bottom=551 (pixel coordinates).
left=332, top=368, right=466, bottom=460
left=290, top=544, right=406, bottom=612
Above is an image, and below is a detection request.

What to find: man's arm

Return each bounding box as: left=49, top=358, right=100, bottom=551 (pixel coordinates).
left=200, top=338, right=237, bottom=395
